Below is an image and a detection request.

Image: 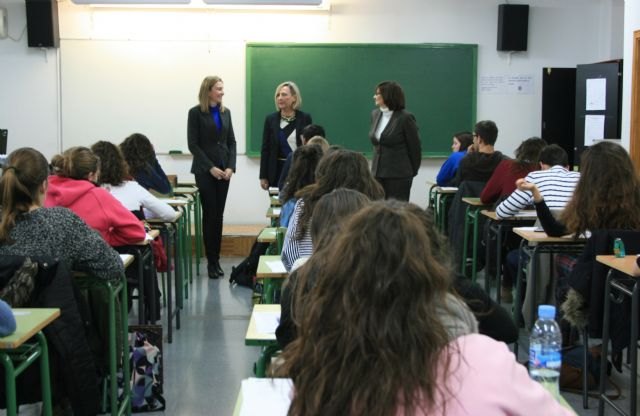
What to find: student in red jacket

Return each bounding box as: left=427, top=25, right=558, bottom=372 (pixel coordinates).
left=480, top=137, right=546, bottom=205
left=45, top=146, right=146, bottom=247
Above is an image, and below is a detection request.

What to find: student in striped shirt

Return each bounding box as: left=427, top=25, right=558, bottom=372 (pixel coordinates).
left=495, top=144, right=579, bottom=219
left=498, top=144, right=579, bottom=303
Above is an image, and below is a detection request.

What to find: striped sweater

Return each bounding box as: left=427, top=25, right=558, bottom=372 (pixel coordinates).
left=495, top=165, right=580, bottom=219
left=281, top=199, right=313, bottom=272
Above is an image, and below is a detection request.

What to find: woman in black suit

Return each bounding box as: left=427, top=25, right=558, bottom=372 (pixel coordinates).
left=187, top=75, right=237, bottom=279
left=259, top=81, right=312, bottom=190
left=369, top=80, right=421, bottom=201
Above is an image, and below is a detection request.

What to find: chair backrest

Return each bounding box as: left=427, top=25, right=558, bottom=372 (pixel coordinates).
left=447, top=181, right=486, bottom=271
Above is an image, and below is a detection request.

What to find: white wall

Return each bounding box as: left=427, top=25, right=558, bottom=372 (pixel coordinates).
left=0, top=0, right=629, bottom=224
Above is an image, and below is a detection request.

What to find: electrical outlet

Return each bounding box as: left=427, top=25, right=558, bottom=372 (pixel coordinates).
left=0, top=8, right=7, bottom=39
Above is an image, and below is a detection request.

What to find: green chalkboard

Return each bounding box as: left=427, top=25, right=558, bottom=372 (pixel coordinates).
left=246, top=43, right=477, bottom=158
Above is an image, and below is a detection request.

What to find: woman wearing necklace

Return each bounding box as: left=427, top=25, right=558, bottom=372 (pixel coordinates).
left=259, top=81, right=313, bottom=190
left=187, top=75, right=237, bottom=279
left=369, top=80, right=422, bottom=201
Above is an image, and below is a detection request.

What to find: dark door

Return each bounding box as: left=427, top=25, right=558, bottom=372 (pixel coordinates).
left=541, top=67, right=576, bottom=166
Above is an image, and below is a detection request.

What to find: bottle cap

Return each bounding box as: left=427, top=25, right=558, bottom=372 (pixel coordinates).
left=538, top=304, right=556, bottom=319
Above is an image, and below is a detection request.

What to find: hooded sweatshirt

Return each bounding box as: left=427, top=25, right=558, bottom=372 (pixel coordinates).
left=45, top=175, right=145, bottom=247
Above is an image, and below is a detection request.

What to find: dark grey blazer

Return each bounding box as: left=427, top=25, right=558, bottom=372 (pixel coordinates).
left=369, top=109, right=421, bottom=178
left=187, top=105, right=237, bottom=175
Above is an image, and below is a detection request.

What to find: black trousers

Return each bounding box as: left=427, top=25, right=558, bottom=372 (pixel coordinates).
left=376, top=177, right=413, bottom=201
left=195, top=172, right=230, bottom=263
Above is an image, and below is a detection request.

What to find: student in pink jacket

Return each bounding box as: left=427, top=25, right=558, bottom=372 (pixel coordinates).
left=275, top=201, right=573, bottom=416
left=45, top=146, right=146, bottom=247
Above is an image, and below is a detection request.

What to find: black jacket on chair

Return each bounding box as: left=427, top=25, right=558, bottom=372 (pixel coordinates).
left=259, top=110, right=312, bottom=186
left=566, top=229, right=640, bottom=356
left=187, top=105, right=237, bottom=175
left=0, top=256, right=99, bottom=415
left=447, top=181, right=487, bottom=272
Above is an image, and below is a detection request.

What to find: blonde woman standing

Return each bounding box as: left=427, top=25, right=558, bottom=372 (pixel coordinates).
left=187, top=75, right=237, bottom=279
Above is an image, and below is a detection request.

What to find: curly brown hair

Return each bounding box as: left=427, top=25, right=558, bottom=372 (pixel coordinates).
left=293, top=149, right=384, bottom=240
left=275, top=201, right=453, bottom=415
left=561, top=141, right=640, bottom=236
left=120, top=133, right=156, bottom=176
left=91, top=141, right=129, bottom=186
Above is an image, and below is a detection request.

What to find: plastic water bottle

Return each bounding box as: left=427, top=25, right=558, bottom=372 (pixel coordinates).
left=529, top=304, right=562, bottom=398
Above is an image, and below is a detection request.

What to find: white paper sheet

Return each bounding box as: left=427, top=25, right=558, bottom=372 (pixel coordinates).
left=239, top=378, right=293, bottom=416
left=254, top=311, right=280, bottom=334
left=584, top=115, right=605, bottom=146
left=272, top=208, right=281, bottom=215
left=586, top=78, right=606, bottom=111
left=266, top=261, right=287, bottom=273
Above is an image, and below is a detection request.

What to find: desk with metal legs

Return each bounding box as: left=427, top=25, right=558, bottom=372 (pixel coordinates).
left=597, top=255, right=639, bottom=416
left=481, top=210, right=537, bottom=304
left=0, top=308, right=60, bottom=416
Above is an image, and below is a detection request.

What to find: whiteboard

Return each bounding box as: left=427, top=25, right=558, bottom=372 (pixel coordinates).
left=60, top=39, right=246, bottom=153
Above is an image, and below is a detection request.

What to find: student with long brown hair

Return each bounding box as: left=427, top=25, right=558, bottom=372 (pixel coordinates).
left=280, top=148, right=384, bottom=271
left=275, top=201, right=570, bottom=415
left=45, top=146, right=146, bottom=247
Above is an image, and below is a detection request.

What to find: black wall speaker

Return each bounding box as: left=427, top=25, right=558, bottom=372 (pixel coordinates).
left=497, top=4, right=529, bottom=52
left=25, top=0, right=60, bottom=48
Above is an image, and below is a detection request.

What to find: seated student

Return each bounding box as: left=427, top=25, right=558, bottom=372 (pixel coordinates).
left=280, top=149, right=384, bottom=271
left=480, top=136, right=546, bottom=205
left=0, top=299, right=16, bottom=336
left=0, top=147, right=124, bottom=414
left=277, top=188, right=371, bottom=347
left=435, top=131, right=473, bottom=186
left=517, top=141, right=640, bottom=337
left=45, top=146, right=146, bottom=247
left=91, top=141, right=176, bottom=221
left=498, top=144, right=581, bottom=303
left=496, top=144, right=579, bottom=219
left=450, top=120, right=506, bottom=186
left=277, top=124, right=326, bottom=191
left=274, top=201, right=572, bottom=416
left=279, top=144, right=324, bottom=228
left=278, top=192, right=518, bottom=349
left=120, top=133, right=172, bottom=195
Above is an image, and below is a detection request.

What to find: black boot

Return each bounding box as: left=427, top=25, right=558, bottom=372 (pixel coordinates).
left=208, top=262, right=220, bottom=279
left=214, top=261, right=224, bottom=277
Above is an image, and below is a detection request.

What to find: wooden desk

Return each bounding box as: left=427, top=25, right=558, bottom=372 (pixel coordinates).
left=512, top=227, right=585, bottom=331
left=461, top=197, right=491, bottom=281
left=257, top=227, right=286, bottom=255
left=266, top=207, right=281, bottom=227
left=270, top=195, right=282, bottom=207
left=596, top=255, right=639, bottom=416
left=256, top=256, right=288, bottom=304
left=0, top=308, right=60, bottom=416
left=481, top=210, right=537, bottom=303
left=245, top=304, right=281, bottom=378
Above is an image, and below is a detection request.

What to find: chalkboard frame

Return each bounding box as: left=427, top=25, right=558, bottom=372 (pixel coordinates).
left=246, top=43, right=477, bottom=158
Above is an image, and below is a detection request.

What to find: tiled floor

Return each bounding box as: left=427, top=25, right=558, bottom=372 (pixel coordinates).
left=4, top=257, right=638, bottom=415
